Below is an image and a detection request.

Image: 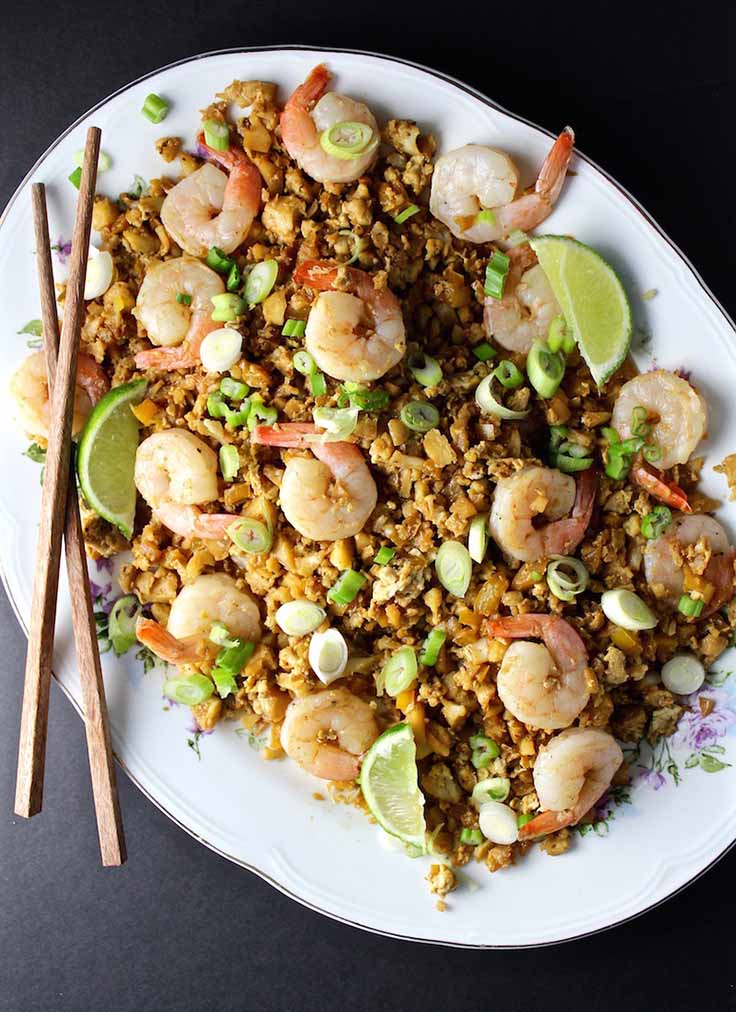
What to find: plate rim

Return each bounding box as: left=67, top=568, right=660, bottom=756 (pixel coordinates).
left=2, top=43, right=734, bottom=949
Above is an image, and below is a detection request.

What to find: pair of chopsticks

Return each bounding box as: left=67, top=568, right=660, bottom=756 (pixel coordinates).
left=14, top=127, right=126, bottom=866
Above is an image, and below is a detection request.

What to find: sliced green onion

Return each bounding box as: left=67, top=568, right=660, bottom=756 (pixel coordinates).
left=507, top=229, right=528, bottom=248
left=219, top=444, right=239, bottom=481
left=468, top=514, right=488, bottom=564
left=605, top=443, right=634, bottom=480
left=142, top=93, right=169, bottom=124
left=641, top=505, right=672, bottom=540
left=309, top=371, right=327, bottom=397
left=176, top=292, right=192, bottom=306
left=546, top=315, right=567, bottom=353
left=475, top=209, right=497, bottom=226
left=661, top=654, right=705, bottom=694
left=108, top=595, right=141, bottom=656
left=68, top=167, right=82, bottom=189
left=211, top=666, right=238, bottom=699
left=419, top=628, right=446, bottom=667
left=227, top=517, right=272, bottom=554
left=206, top=246, right=234, bottom=274
left=338, top=228, right=364, bottom=265
left=472, top=342, right=496, bottom=363
left=207, top=391, right=251, bottom=428
left=527, top=340, right=565, bottom=399
left=483, top=251, right=511, bottom=299
left=226, top=262, right=241, bottom=293
left=517, top=812, right=535, bottom=829
left=309, top=628, right=349, bottom=685
left=642, top=443, right=662, bottom=464
left=283, top=319, right=307, bottom=339
left=460, top=827, right=484, bottom=845
left=163, top=673, right=213, bottom=706
left=203, top=118, right=230, bottom=151
left=209, top=621, right=238, bottom=648
left=211, top=293, right=245, bottom=322
left=408, top=354, right=442, bottom=387
left=338, top=381, right=390, bottom=412
left=327, top=569, right=367, bottom=606
left=601, top=427, right=620, bottom=445
left=312, top=406, right=359, bottom=441
left=293, top=349, right=317, bottom=375
left=244, top=261, right=278, bottom=305
left=470, top=734, right=501, bottom=769
left=246, top=395, right=277, bottom=431
left=395, top=204, right=420, bottom=225
left=631, top=405, right=650, bottom=437
left=479, top=802, right=519, bottom=844
left=400, top=401, right=439, bottom=433
left=382, top=646, right=418, bottom=696
left=549, top=425, right=569, bottom=450
left=374, top=546, right=396, bottom=566
left=561, top=332, right=576, bottom=354
left=554, top=453, right=594, bottom=474
left=275, top=599, right=326, bottom=637
left=557, top=440, right=590, bottom=460
left=475, top=374, right=529, bottom=421
left=601, top=588, right=658, bottom=631
left=494, top=360, right=524, bottom=389
left=200, top=327, right=242, bottom=372
left=435, top=541, right=472, bottom=597
left=547, top=556, right=589, bottom=602
left=472, top=777, right=510, bottom=806
left=678, top=594, right=704, bottom=619
left=220, top=377, right=249, bottom=401
left=216, top=638, right=255, bottom=676
left=74, top=148, right=111, bottom=173
left=319, top=121, right=375, bottom=160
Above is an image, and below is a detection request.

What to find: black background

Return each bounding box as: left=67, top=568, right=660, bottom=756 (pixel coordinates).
left=1, top=3, right=734, bottom=1010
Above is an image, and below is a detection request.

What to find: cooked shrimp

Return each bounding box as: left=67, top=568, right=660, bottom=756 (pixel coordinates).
left=489, top=465, right=596, bottom=562
left=10, top=350, right=109, bottom=441
left=611, top=371, right=708, bottom=472
left=160, top=133, right=261, bottom=258
left=517, top=728, right=623, bottom=840
left=252, top=423, right=377, bottom=541
left=280, top=64, right=379, bottom=184
left=644, top=514, right=735, bottom=616
left=294, top=261, right=405, bottom=381
left=485, top=614, right=589, bottom=730
left=135, top=429, right=236, bottom=540
left=428, top=128, right=574, bottom=243
left=280, top=687, right=378, bottom=780
left=136, top=572, right=261, bottom=665
left=483, top=244, right=562, bottom=353
left=134, top=257, right=225, bottom=371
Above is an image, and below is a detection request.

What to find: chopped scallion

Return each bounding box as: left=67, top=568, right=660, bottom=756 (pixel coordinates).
left=435, top=541, right=472, bottom=597
left=293, top=349, right=317, bottom=375
left=319, top=121, right=375, bottom=160
left=226, top=262, right=241, bottom=293
left=678, top=594, right=704, bottom=619
left=246, top=395, right=277, bottom=431
left=219, top=377, right=249, bottom=401
left=400, top=400, right=439, bottom=433
left=408, top=353, right=442, bottom=387
left=382, top=646, right=418, bottom=696
left=460, top=828, right=484, bottom=845
left=546, top=556, right=589, bottom=602
left=472, top=342, right=496, bottom=363
left=475, top=209, right=496, bottom=226
left=176, top=292, right=192, bottom=306
left=226, top=517, right=272, bottom=554
left=470, top=734, right=500, bottom=769
left=283, top=319, right=307, bottom=338
left=641, top=505, right=672, bottom=540
left=68, top=166, right=82, bottom=189
left=244, top=260, right=278, bottom=305
left=206, top=247, right=235, bottom=274
left=203, top=118, right=230, bottom=151
left=494, top=360, right=524, bottom=389
left=327, top=569, right=367, bottom=606
left=211, top=293, right=245, bottom=323
left=142, top=93, right=169, bottom=124
left=395, top=204, right=420, bottom=224
left=419, top=628, right=446, bottom=667
left=467, top=514, right=488, bottom=564
left=374, top=546, right=396, bottom=566
left=219, top=444, right=239, bottom=482
left=163, top=673, right=213, bottom=706
left=483, top=251, right=510, bottom=299
left=526, top=340, right=565, bottom=399
left=309, top=371, right=327, bottom=397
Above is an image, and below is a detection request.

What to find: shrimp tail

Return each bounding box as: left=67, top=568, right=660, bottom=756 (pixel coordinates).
left=76, top=353, right=110, bottom=404
left=542, top=466, right=597, bottom=555
left=136, top=618, right=202, bottom=664
left=252, top=422, right=320, bottom=447
left=518, top=808, right=575, bottom=841
left=135, top=346, right=200, bottom=371
left=293, top=260, right=340, bottom=290
left=536, top=127, right=575, bottom=204
left=632, top=460, right=692, bottom=513
left=285, top=63, right=331, bottom=114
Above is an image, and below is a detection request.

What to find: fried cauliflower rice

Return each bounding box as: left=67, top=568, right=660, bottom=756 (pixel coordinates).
left=13, top=65, right=736, bottom=898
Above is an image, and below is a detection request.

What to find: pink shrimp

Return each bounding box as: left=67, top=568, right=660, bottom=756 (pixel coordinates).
left=294, top=260, right=405, bottom=381
left=10, top=350, right=109, bottom=441
left=253, top=422, right=377, bottom=541
left=136, top=618, right=202, bottom=665
left=631, top=460, right=692, bottom=514
left=484, top=614, right=589, bottom=730
left=280, top=64, right=379, bottom=184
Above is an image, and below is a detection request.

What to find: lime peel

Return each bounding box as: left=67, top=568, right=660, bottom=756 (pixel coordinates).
left=76, top=379, right=148, bottom=539
left=530, top=235, right=632, bottom=388
left=359, top=722, right=426, bottom=850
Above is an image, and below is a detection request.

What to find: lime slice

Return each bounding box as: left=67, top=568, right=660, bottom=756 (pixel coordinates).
left=76, top=379, right=148, bottom=538
left=359, top=723, right=426, bottom=849
left=530, top=235, right=632, bottom=387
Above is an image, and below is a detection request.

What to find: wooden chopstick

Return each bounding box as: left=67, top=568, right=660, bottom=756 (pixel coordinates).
left=28, top=180, right=126, bottom=865
left=15, top=129, right=125, bottom=864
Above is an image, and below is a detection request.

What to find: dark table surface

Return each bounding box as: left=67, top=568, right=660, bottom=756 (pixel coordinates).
left=1, top=3, right=734, bottom=1010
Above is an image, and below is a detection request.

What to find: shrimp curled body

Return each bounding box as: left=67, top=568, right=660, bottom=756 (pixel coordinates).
left=280, top=687, right=379, bottom=780
left=296, top=261, right=406, bottom=382
left=644, top=514, right=735, bottom=616
left=253, top=423, right=378, bottom=542
left=485, top=614, right=590, bottom=730
left=484, top=245, right=562, bottom=354
left=280, top=64, right=379, bottom=184
left=429, top=128, right=574, bottom=243
left=489, top=465, right=596, bottom=563
left=517, top=728, right=623, bottom=840
left=10, top=350, right=109, bottom=441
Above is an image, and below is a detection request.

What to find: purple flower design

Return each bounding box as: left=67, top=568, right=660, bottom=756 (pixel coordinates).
left=673, top=687, right=736, bottom=752
left=53, top=237, right=72, bottom=265
left=634, top=767, right=667, bottom=790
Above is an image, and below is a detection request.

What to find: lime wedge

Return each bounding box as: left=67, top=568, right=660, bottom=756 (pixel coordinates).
left=530, top=235, right=632, bottom=387
left=359, top=723, right=426, bottom=849
left=76, top=379, right=148, bottom=538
